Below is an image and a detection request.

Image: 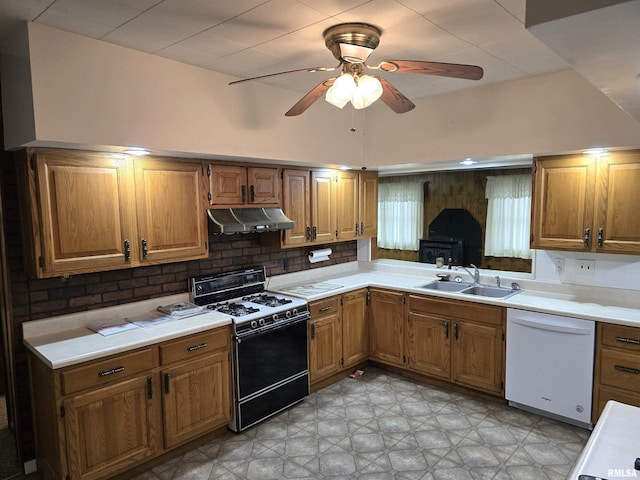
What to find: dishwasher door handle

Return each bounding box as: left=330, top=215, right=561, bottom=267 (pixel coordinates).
left=509, top=317, right=593, bottom=335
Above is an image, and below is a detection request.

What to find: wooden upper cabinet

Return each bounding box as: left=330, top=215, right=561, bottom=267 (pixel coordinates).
left=134, top=157, right=208, bottom=264
left=311, top=169, right=337, bottom=244
left=336, top=170, right=359, bottom=241
left=282, top=169, right=311, bottom=246
left=208, top=164, right=280, bottom=207
left=532, top=151, right=640, bottom=254
left=594, top=153, right=640, bottom=253
left=336, top=170, right=378, bottom=241
left=531, top=154, right=596, bottom=251
left=18, top=149, right=208, bottom=278
left=359, top=171, right=378, bottom=238
left=24, top=149, right=138, bottom=277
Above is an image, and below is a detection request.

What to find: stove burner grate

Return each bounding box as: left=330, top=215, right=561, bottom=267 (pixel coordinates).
left=208, top=302, right=260, bottom=317
left=244, top=294, right=293, bottom=308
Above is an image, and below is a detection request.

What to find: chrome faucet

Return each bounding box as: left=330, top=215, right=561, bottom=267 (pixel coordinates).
left=457, top=264, right=480, bottom=284
left=495, top=275, right=501, bottom=288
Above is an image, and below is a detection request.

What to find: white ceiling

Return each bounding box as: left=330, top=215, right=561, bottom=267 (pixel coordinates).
left=0, top=0, right=570, bottom=103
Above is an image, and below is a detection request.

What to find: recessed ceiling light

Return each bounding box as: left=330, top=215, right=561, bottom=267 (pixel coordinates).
left=460, top=158, right=477, bottom=166
left=584, top=148, right=608, bottom=157
left=340, top=166, right=351, bottom=170
left=124, top=147, right=150, bottom=156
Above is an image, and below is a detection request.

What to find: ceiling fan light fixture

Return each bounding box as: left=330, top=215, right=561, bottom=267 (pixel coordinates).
left=352, top=75, right=383, bottom=109
left=325, top=73, right=357, bottom=108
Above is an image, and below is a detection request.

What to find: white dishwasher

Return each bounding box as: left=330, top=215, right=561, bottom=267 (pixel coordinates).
left=506, top=308, right=595, bottom=428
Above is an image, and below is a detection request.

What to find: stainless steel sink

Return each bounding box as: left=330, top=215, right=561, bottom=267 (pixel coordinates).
left=460, top=284, right=522, bottom=299
left=417, top=281, right=472, bottom=292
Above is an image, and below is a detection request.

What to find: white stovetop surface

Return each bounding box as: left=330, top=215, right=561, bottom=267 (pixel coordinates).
left=568, top=401, right=640, bottom=479
left=23, top=260, right=640, bottom=370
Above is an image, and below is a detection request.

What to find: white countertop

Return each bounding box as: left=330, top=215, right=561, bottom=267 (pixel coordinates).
left=568, top=400, right=640, bottom=479
left=23, top=261, right=640, bottom=370
left=23, top=293, right=232, bottom=369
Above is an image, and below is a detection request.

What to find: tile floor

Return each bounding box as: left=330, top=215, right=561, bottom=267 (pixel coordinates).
left=135, top=367, right=590, bottom=480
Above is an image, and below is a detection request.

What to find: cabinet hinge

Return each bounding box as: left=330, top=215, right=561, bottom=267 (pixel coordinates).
left=335, top=230, right=338, bottom=237
left=403, top=356, right=406, bottom=364
left=29, top=154, right=36, bottom=170
left=403, top=296, right=406, bottom=304
left=340, top=297, right=343, bottom=306
left=60, top=405, right=65, bottom=418
left=280, top=170, right=284, bottom=179
left=500, top=381, right=504, bottom=390
left=366, top=290, right=370, bottom=305
left=38, top=256, right=44, bottom=268
left=207, top=192, right=212, bottom=201
left=341, top=358, right=344, bottom=366
left=533, top=162, right=537, bottom=173
left=502, top=332, right=505, bottom=341
left=207, top=164, right=211, bottom=177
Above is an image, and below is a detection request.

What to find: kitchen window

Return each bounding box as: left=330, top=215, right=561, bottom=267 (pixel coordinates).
left=378, top=182, right=424, bottom=251
left=484, top=174, right=532, bottom=259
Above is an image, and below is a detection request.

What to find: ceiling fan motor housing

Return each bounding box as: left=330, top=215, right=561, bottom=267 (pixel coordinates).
left=323, top=22, right=382, bottom=63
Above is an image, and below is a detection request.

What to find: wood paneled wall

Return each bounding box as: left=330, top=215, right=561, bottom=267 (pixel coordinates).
left=379, top=167, right=533, bottom=273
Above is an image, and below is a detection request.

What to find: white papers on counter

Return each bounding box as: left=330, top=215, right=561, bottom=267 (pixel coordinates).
left=86, top=318, right=139, bottom=336
left=157, top=302, right=205, bottom=317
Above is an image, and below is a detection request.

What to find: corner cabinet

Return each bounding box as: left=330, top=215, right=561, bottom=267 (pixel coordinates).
left=369, top=288, right=405, bottom=368
left=28, top=326, right=231, bottom=480
left=531, top=151, right=640, bottom=254
left=280, top=168, right=378, bottom=247
left=17, top=149, right=208, bottom=278
left=207, top=164, right=280, bottom=207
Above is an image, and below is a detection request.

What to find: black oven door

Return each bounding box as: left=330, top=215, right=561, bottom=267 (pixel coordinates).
left=234, top=315, right=309, bottom=400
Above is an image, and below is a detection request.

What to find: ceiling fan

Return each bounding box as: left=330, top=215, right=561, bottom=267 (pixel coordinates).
left=229, top=22, right=484, bottom=117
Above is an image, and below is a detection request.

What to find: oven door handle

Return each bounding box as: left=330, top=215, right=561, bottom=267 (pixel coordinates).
left=235, top=315, right=310, bottom=342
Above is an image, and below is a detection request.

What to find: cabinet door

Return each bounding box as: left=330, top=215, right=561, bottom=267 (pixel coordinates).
left=594, top=153, right=640, bottom=254
left=64, top=374, right=160, bottom=480
left=531, top=155, right=596, bottom=251
left=311, top=169, right=337, bottom=244
left=282, top=169, right=311, bottom=246
left=359, top=171, right=378, bottom=237
left=162, top=352, right=231, bottom=448
left=369, top=289, right=405, bottom=367
left=452, top=321, right=503, bottom=394
left=135, top=158, right=208, bottom=263
left=247, top=166, right=280, bottom=205
left=209, top=164, right=246, bottom=205
left=308, top=312, right=342, bottom=383
left=342, top=289, right=369, bottom=368
left=33, top=150, right=137, bottom=277
left=407, top=311, right=450, bottom=379
left=336, top=170, right=359, bottom=241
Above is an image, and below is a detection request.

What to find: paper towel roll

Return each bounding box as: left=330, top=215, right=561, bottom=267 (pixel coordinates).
left=308, top=248, right=332, bottom=263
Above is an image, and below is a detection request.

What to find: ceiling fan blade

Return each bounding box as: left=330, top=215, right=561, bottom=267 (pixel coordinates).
left=285, top=78, right=335, bottom=117
left=377, top=77, right=415, bottom=114
left=229, top=63, right=342, bottom=85
left=374, top=60, right=484, bottom=80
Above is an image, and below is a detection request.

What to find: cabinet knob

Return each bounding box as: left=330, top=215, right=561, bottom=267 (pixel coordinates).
left=583, top=227, right=591, bottom=248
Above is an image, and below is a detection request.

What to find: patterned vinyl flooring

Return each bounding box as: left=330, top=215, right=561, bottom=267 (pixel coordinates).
left=135, top=367, right=590, bottom=480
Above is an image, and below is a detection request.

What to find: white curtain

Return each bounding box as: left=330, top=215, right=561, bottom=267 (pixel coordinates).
left=378, top=182, right=424, bottom=251
left=484, top=174, right=532, bottom=259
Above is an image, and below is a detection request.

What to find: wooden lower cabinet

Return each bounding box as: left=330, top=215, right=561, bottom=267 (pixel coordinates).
left=369, top=288, right=405, bottom=367
left=64, top=374, right=161, bottom=480
left=407, top=294, right=504, bottom=395
left=593, top=323, right=640, bottom=422
left=308, top=289, right=369, bottom=384
left=29, top=325, right=231, bottom=480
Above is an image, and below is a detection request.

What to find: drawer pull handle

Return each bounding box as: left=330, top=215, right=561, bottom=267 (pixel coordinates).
left=98, top=366, right=124, bottom=377
left=187, top=342, right=208, bottom=352
left=616, top=336, right=640, bottom=345
left=319, top=305, right=332, bottom=313
left=583, top=227, right=591, bottom=248
left=614, top=365, right=640, bottom=375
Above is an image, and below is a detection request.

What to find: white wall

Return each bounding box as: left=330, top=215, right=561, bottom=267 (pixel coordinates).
left=3, top=22, right=640, bottom=169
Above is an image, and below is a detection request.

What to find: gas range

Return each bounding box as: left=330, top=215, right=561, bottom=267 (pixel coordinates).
left=190, top=267, right=307, bottom=336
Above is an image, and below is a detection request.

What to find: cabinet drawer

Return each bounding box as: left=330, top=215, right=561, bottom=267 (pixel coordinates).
left=408, top=294, right=503, bottom=325
left=594, top=385, right=640, bottom=422
left=599, top=348, right=640, bottom=393
left=61, top=348, right=157, bottom=395
left=600, top=323, right=640, bottom=351
left=310, top=297, right=340, bottom=318
left=160, top=327, right=229, bottom=365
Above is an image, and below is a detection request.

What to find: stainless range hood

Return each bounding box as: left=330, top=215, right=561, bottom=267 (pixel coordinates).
left=207, top=208, right=294, bottom=234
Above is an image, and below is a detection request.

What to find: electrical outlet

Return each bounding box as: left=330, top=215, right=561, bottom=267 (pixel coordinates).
left=554, top=258, right=564, bottom=273
left=576, top=259, right=595, bottom=276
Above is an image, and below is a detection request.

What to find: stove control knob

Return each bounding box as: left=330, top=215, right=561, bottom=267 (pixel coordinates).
left=285, top=310, right=292, bottom=318
left=292, top=308, right=298, bottom=316
left=272, top=313, right=279, bottom=322
left=250, top=320, right=257, bottom=329
left=258, top=318, right=265, bottom=327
